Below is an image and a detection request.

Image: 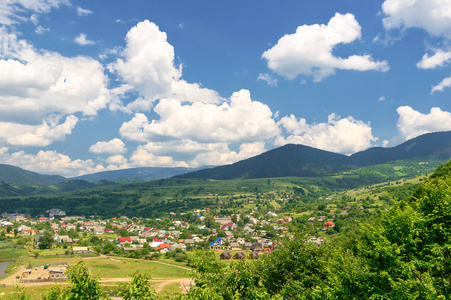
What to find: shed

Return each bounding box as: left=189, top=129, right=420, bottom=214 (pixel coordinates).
left=220, top=252, right=232, bottom=260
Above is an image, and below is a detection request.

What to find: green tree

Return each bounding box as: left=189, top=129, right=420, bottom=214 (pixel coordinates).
left=64, top=261, right=108, bottom=300
left=117, top=271, right=157, bottom=300
left=38, top=231, right=54, bottom=249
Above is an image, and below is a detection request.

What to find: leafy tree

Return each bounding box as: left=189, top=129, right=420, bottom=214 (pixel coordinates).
left=38, top=231, right=54, bottom=249
left=64, top=261, right=108, bottom=300
left=117, top=271, right=156, bottom=300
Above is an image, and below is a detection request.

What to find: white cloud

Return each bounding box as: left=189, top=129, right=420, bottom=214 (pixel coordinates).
left=76, top=6, right=92, bottom=17
left=0, top=0, right=69, bottom=25
left=0, top=149, right=103, bottom=177
left=130, top=146, right=188, bottom=167
left=382, top=0, right=451, bottom=38
left=378, top=96, right=386, bottom=101
left=119, top=89, right=279, bottom=144
left=431, top=76, right=451, bottom=93
left=276, top=113, right=377, bottom=154
left=105, top=154, right=128, bottom=166
left=74, top=33, right=95, bottom=46
left=257, top=73, right=278, bottom=86
left=89, top=138, right=127, bottom=154
left=0, top=115, right=78, bottom=146
left=189, top=142, right=266, bottom=167
left=0, top=29, right=110, bottom=119
left=35, top=25, right=49, bottom=34
left=262, top=13, right=389, bottom=82
left=396, top=106, right=451, bottom=140
left=417, top=50, right=451, bottom=69
left=109, top=20, right=222, bottom=112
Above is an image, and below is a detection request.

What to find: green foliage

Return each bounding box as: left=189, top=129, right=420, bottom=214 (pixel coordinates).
left=38, top=231, right=54, bottom=249
left=64, top=261, right=108, bottom=300
left=117, top=271, right=157, bottom=300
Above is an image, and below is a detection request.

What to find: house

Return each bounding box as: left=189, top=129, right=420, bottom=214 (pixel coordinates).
left=249, top=252, right=259, bottom=259
left=220, top=252, right=232, bottom=260
left=308, top=217, right=316, bottom=222
left=229, top=242, right=240, bottom=250
left=72, top=247, right=89, bottom=254
left=38, top=217, right=47, bottom=222
left=117, top=237, right=132, bottom=244
left=184, top=239, right=195, bottom=247
left=243, top=242, right=253, bottom=250
left=323, top=221, right=335, bottom=229
left=157, top=243, right=171, bottom=251
left=233, top=252, right=245, bottom=260
left=251, top=242, right=264, bottom=253
left=56, top=235, right=74, bottom=244
left=220, top=222, right=237, bottom=231
left=170, top=243, right=186, bottom=251
left=48, top=265, right=67, bottom=280
left=209, top=238, right=224, bottom=249
left=237, top=237, right=246, bottom=245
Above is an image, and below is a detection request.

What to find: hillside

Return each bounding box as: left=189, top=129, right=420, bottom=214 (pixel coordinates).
left=178, top=131, right=451, bottom=180
left=71, top=166, right=202, bottom=182
left=177, top=144, right=356, bottom=179
left=0, top=164, right=66, bottom=185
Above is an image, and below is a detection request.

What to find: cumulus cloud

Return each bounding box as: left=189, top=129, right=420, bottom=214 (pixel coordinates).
left=262, top=13, right=389, bottom=82
left=257, top=73, right=278, bottom=86
left=130, top=146, right=188, bottom=167
left=276, top=113, right=377, bottom=154
left=431, top=76, right=451, bottom=93
left=0, top=29, right=110, bottom=121
left=396, top=106, right=451, bottom=140
left=0, top=149, right=103, bottom=177
left=0, top=115, right=78, bottom=147
left=0, top=0, right=69, bottom=25
left=382, top=0, right=451, bottom=38
left=119, top=89, right=279, bottom=143
left=89, top=138, right=127, bottom=154
left=109, top=20, right=222, bottom=112
left=417, top=50, right=451, bottom=69
left=76, top=6, right=92, bottom=17
left=74, top=33, right=95, bottom=46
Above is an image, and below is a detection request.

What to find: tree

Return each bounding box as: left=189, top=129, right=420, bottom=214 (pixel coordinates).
left=117, top=272, right=157, bottom=300
left=38, top=231, right=54, bottom=249
left=64, top=261, right=108, bottom=300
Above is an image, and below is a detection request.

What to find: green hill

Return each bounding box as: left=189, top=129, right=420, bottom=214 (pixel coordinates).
left=0, top=164, right=66, bottom=185
left=178, top=131, right=451, bottom=180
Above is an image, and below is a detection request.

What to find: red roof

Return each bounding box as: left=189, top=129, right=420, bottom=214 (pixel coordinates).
left=39, top=217, right=47, bottom=220
left=118, top=237, right=131, bottom=242
left=157, top=243, right=170, bottom=249
left=153, top=237, right=162, bottom=242
left=323, top=221, right=335, bottom=226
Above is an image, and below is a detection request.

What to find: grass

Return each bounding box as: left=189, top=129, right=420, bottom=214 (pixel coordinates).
left=0, top=248, right=27, bottom=262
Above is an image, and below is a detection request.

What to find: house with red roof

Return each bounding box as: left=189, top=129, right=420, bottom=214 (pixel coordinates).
left=117, top=237, right=132, bottom=244
left=220, top=222, right=237, bottom=231
left=323, top=221, right=335, bottom=230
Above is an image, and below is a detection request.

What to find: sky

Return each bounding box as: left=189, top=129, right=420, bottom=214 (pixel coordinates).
left=1, top=0, right=451, bottom=177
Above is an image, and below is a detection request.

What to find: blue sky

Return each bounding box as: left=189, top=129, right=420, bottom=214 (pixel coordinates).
left=1, top=0, right=451, bottom=177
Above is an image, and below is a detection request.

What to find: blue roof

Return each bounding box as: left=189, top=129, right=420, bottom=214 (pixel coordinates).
left=209, top=237, right=222, bottom=246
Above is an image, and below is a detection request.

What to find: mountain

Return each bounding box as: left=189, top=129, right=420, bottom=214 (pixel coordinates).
left=71, top=166, right=209, bottom=182
left=177, top=131, right=451, bottom=180
left=177, top=144, right=357, bottom=179
left=0, top=164, right=66, bottom=185
left=349, top=131, right=451, bottom=165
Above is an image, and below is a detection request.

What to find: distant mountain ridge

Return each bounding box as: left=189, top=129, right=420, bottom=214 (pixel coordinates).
left=0, top=164, right=66, bottom=185
left=177, top=131, right=451, bottom=180
left=71, top=166, right=209, bottom=182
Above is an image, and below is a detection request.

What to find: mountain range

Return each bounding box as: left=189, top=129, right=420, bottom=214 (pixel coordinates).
left=1, top=131, right=451, bottom=186
left=176, top=131, right=451, bottom=179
